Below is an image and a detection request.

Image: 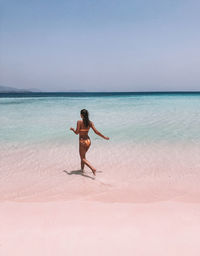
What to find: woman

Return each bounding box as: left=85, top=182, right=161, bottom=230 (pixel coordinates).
left=70, top=109, right=109, bottom=175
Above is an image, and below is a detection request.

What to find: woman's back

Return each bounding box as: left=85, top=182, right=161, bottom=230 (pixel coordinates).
left=79, top=120, right=91, bottom=136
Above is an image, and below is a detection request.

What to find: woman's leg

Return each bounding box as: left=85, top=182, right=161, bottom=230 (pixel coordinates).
left=79, top=139, right=91, bottom=171
left=81, top=143, right=90, bottom=169
left=79, top=143, right=96, bottom=175
left=79, top=147, right=85, bottom=170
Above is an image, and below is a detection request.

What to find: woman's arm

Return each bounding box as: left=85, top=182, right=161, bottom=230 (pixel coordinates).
left=90, top=122, right=109, bottom=140
left=70, top=121, right=81, bottom=135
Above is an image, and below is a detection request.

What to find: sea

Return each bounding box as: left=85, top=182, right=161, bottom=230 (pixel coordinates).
left=1, top=92, right=200, bottom=202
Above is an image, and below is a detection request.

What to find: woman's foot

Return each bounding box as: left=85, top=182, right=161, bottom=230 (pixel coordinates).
left=81, top=168, right=84, bottom=173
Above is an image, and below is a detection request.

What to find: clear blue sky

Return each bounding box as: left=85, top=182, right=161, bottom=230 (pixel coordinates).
left=0, top=0, right=200, bottom=91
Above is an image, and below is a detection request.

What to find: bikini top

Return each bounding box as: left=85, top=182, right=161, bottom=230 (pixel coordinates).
left=80, top=124, right=90, bottom=132
left=79, top=121, right=91, bottom=132
left=79, top=128, right=89, bottom=132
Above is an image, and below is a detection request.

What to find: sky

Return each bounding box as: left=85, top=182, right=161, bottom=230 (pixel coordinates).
left=0, top=0, right=200, bottom=92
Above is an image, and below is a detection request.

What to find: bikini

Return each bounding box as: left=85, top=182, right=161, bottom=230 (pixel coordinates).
left=79, top=127, right=91, bottom=147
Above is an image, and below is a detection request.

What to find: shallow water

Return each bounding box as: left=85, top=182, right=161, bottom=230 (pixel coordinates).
left=1, top=93, right=200, bottom=202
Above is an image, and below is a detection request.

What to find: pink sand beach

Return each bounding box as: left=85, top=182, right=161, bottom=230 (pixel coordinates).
left=2, top=0, right=200, bottom=252
left=1, top=142, right=200, bottom=255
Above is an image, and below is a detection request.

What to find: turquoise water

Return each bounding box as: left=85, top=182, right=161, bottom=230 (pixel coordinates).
left=1, top=93, right=200, bottom=146
left=1, top=92, right=200, bottom=202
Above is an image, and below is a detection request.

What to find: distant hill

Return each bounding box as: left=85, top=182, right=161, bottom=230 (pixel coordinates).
left=0, top=85, right=36, bottom=93
left=0, top=86, right=86, bottom=93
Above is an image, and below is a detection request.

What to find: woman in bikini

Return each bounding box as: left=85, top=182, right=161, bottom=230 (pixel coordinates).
left=70, top=109, right=109, bottom=175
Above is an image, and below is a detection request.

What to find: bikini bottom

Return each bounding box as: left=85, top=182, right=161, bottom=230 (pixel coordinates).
left=80, top=137, right=91, bottom=148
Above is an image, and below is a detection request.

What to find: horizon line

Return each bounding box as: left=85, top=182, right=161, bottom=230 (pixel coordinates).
left=1, top=90, right=200, bottom=93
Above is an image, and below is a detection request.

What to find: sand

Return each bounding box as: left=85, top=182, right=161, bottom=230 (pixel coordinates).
left=1, top=144, right=200, bottom=255
left=1, top=199, right=200, bottom=256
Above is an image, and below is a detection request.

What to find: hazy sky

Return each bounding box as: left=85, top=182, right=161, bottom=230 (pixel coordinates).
left=0, top=0, right=200, bottom=91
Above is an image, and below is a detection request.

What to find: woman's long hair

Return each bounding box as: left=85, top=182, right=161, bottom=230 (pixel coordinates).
left=81, top=109, right=90, bottom=127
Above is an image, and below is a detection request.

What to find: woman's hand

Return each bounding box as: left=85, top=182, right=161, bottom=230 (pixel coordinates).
left=104, top=136, right=110, bottom=140
left=70, top=127, right=74, bottom=131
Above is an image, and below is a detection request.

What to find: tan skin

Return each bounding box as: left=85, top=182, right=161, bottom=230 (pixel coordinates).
left=70, top=114, right=109, bottom=175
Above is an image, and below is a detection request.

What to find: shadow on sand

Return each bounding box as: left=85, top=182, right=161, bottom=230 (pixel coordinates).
left=63, top=169, right=95, bottom=180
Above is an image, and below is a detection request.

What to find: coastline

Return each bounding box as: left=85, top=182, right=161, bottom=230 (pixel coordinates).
left=1, top=93, right=200, bottom=255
